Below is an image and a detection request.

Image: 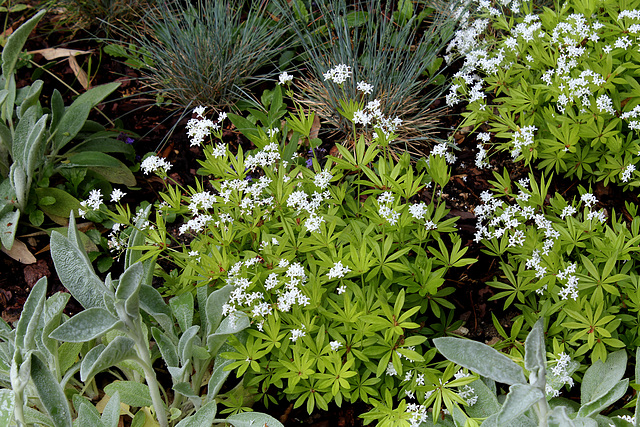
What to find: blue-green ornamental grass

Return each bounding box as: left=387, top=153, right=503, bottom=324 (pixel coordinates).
left=446, top=0, right=640, bottom=186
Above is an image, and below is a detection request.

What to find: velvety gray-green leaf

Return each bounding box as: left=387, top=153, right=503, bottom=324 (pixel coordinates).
left=17, top=80, right=43, bottom=118
left=80, top=336, right=136, bottom=382
left=0, top=389, right=14, bottom=426
left=50, top=229, right=106, bottom=309
left=581, top=350, right=627, bottom=404
left=15, top=276, right=46, bottom=350
left=124, top=204, right=152, bottom=270
left=116, top=262, right=143, bottom=318
left=178, top=325, right=200, bottom=364
left=496, top=384, right=544, bottom=425
left=50, top=88, right=64, bottom=131
left=524, top=318, right=546, bottom=377
left=76, top=402, right=103, bottom=427
left=173, top=382, right=198, bottom=399
left=175, top=401, right=217, bottom=427
left=102, top=391, right=121, bottom=427
left=223, top=411, right=285, bottom=427
left=39, top=291, right=70, bottom=363
left=207, top=357, right=234, bottom=400
left=30, top=354, right=72, bottom=427
left=433, top=337, right=526, bottom=385
left=577, top=379, right=629, bottom=418
left=12, top=104, right=36, bottom=166
left=2, top=10, right=46, bottom=81
left=151, top=327, right=178, bottom=368
left=53, top=82, right=120, bottom=152
left=547, top=406, right=575, bottom=427
left=0, top=121, right=11, bottom=159
left=49, top=307, right=120, bottom=342
left=104, top=381, right=153, bottom=407
left=571, top=418, right=598, bottom=427
left=139, top=284, right=173, bottom=334
left=465, top=378, right=501, bottom=419
left=24, top=405, right=55, bottom=427
left=25, top=114, right=47, bottom=176
left=170, top=292, right=194, bottom=333
left=206, top=285, right=232, bottom=335
left=0, top=208, right=19, bottom=250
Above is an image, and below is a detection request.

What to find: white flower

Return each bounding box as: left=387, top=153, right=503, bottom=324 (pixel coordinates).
left=323, top=64, right=352, bottom=84
left=290, top=328, right=306, bottom=343
left=337, top=285, right=347, bottom=294
left=330, top=341, right=343, bottom=351
left=109, top=188, right=125, bottom=203
left=313, top=170, right=333, bottom=189
left=141, top=155, right=172, bottom=175
left=357, top=80, right=373, bottom=94
left=386, top=362, right=397, bottom=376
left=84, top=189, right=103, bottom=210
left=278, top=71, right=293, bottom=85
left=622, top=164, right=636, bottom=182
left=193, top=105, right=206, bottom=118
left=328, top=261, right=351, bottom=279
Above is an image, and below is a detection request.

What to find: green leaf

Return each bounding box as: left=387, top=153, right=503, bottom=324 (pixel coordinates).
left=116, top=262, right=143, bottom=319
left=49, top=307, right=120, bottom=342
left=30, top=354, right=72, bottom=427
left=207, top=357, right=234, bottom=400
left=433, top=337, right=526, bottom=385
left=2, top=10, right=46, bottom=82
left=175, top=400, right=217, bottom=427
left=29, top=209, right=44, bottom=227
left=66, top=151, right=136, bottom=186
left=125, top=205, right=152, bottom=270
left=524, top=318, right=546, bottom=383
left=0, top=208, right=19, bottom=250
left=102, top=391, right=121, bottom=427
left=53, top=82, right=120, bottom=152
left=173, top=382, right=198, bottom=399
left=76, top=402, right=103, bottom=426
left=581, top=349, right=627, bottom=404
left=577, top=379, right=629, bottom=418
left=151, top=327, right=178, bottom=368
left=80, top=336, right=137, bottom=382
left=35, top=188, right=81, bottom=220
left=205, top=285, right=232, bottom=335
left=497, top=384, right=544, bottom=425
left=104, top=381, right=153, bottom=408
left=50, top=219, right=106, bottom=309
left=223, top=411, right=285, bottom=427
left=465, top=379, right=501, bottom=419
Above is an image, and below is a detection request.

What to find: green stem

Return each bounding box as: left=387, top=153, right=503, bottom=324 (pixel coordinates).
left=132, top=345, right=168, bottom=427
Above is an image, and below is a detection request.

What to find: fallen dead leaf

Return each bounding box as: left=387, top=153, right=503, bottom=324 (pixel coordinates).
left=27, top=47, right=93, bottom=61
left=1, top=239, right=36, bottom=264
left=68, top=55, right=90, bottom=89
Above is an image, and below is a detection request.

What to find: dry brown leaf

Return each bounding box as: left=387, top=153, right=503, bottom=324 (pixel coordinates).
left=310, top=113, right=321, bottom=140
left=68, top=56, right=90, bottom=89
left=1, top=239, right=36, bottom=264
left=27, top=48, right=92, bottom=61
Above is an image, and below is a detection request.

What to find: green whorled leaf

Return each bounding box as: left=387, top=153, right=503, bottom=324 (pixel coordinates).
left=17, top=80, right=43, bottom=119
left=433, top=337, right=527, bottom=386
left=53, top=82, right=120, bottom=152
left=102, top=391, right=121, bottom=427
left=0, top=389, right=14, bottom=426
left=30, top=354, right=72, bottom=427
left=139, top=284, right=173, bottom=334
left=2, top=10, right=46, bottom=81
left=103, top=381, right=152, bottom=408
left=116, top=262, right=143, bottom=318
left=207, top=357, right=234, bottom=401
left=124, top=205, right=152, bottom=270
left=76, top=402, right=103, bottom=427
left=170, top=292, right=194, bottom=333
left=177, top=326, right=200, bottom=364
left=206, top=285, right=232, bottom=335
left=224, top=411, right=285, bottom=427
left=15, top=276, right=46, bottom=350
left=524, top=318, right=546, bottom=383
left=496, top=384, right=544, bottom=425
left=581, top=349, right=627, bottom=404
left=49, top=307, right=120, bottom=342
left=66, top=151, right=136, bottom=186
left=173, top=382, right=198, bottom=399
left=465, top=378, right=501, bottom=419
left=35, top=188, right=81, bottom=221
left=50, top=223, right=106, bottom=309
left=577, top=379, right=629, bottom=418
left=80, top=336, right=136, bottom=382
left=39, top=292, right=71, bottom=364
left=151, top=327, right=179, bottom=368
left=175, top=401, right=217, bottom=427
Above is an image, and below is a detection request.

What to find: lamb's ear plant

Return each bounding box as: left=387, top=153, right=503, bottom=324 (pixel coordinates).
left=433, top=319, right=637, bottom=427
left=1, top=10, right=137, bottom=253
left=0, top=209, right=284, bottom=427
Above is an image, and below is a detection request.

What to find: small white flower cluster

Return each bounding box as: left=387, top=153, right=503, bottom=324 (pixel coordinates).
left=596, top=94, right=615, bottom=115
left=290, top=325, right=306, bottom=343
left=245, top=142, right=280, bottom=171
left=454, top=370, right=478, bottom=406
left=621, top=105, right=640, bottom=130
left=356, top=80, right=373, bottom=94
left=557, top=263, right=579, bottom=300
left=377, top=191, right=400, bottom=225
left=186, top=107, right=226, bottom=147
left=615, top=415, right=636, bottom=425
left=323, top=63, right=352, bottom=84
left=622, top=164, right=636, bottom=182
left=476, top=132, right=491, bottom=168
left=546, top=352, right=576, bottom=398
left=406, top=403, right=428, bottom=427
left=278, top=71, right=293, bottom=85
left=351, top=98, right=403, bottom=140
left=313, top=170, right=333, bottom=190
left=431, top=142, right=457, bottom=164
left=329, top=340, right=343, bottom=351
left=511, top=125, right=538, bottom=159
left=78, top=189, right=103, bottom=218
left=110, top=188, right=126, bottom=203
left=141, top=155, right=172, bottom=175
left=107, top=222, right=126, bottom=253
left=327, top=261, right=351, bottom=279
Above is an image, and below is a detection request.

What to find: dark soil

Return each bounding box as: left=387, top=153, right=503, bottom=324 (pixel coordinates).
left=3, top=5, right=634, bottom=426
